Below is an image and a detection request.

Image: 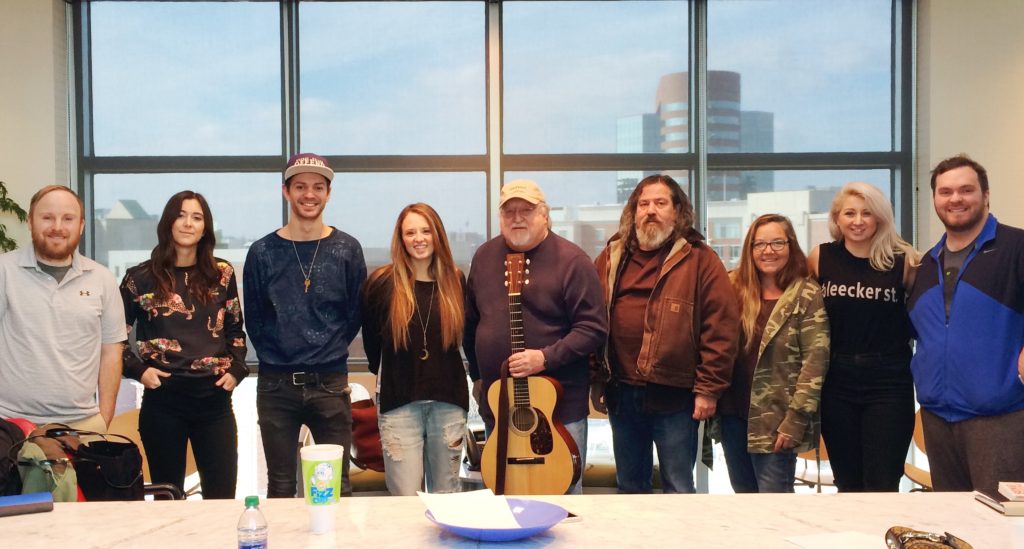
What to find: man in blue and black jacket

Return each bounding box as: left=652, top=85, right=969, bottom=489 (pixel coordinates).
left=908, top=154, right=1024, bottom=492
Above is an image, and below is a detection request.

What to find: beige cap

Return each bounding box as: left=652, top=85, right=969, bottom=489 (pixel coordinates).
left=499, top=179, right=546, bottom=207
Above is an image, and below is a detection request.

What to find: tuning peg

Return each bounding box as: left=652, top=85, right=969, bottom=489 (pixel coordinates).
left=524, top=269, right=530, bottom=275
left=504, top=281, right=509, bottom=287
left=525, top=258, right=531, bottom=265
left=504, top=270, right=509, bottom=276
left=524, top=280, right=530, bottom=285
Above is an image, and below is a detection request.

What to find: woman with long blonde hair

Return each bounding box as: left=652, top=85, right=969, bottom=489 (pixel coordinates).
left=361, top=203, right=467, bottom=495
left=807, top=182, right=920, bottom=492
left=717, top=214, right=829, bottom=492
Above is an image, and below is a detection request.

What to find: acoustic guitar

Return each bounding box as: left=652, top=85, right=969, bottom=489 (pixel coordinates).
left=480, top=253, right=581, bottom=495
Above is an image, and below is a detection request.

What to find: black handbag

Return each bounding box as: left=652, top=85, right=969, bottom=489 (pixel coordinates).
left=38, top=426, right=144, bottom=501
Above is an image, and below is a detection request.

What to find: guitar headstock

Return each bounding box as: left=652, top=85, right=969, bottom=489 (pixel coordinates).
left=504, top=253, right=530, bottom=295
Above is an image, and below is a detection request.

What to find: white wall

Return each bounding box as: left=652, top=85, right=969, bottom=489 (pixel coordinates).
left=917, top=0, right=1024, bottom=247
left=0, top=0, right=69, bottom=249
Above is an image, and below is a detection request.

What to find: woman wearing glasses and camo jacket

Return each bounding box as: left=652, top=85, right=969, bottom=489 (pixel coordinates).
left=717, top=213, right=830, bottom=492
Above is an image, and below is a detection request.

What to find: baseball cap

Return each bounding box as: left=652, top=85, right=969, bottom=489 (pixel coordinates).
left=284, top=153, right=334, bottom=184
left=499, top=179, right=546, bottom=207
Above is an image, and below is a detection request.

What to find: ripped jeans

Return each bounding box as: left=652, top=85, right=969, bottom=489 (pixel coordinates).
left=378, top=400, right=467, bottom=495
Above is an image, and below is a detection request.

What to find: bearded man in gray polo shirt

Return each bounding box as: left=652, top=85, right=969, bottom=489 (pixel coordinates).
left=0, top=185, right=125, bottom=431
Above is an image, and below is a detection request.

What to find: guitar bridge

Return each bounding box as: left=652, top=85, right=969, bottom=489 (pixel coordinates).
left=507, top=457, right=545, bottom=465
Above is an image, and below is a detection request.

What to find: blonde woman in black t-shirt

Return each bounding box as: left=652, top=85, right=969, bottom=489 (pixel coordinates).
left=361, top=203, right=468, bottom=495
left=807, top=182, right=921, bottom=492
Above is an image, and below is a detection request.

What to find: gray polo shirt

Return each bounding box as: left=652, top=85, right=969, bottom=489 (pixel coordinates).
left=0, top=246, right=126, bottom=424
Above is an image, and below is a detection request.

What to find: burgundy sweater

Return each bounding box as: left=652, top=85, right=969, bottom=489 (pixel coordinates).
left=464, top=233, right=608, bottom=427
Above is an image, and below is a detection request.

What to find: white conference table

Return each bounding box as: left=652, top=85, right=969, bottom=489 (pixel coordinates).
left=8, top=492, right=1017, bottom=548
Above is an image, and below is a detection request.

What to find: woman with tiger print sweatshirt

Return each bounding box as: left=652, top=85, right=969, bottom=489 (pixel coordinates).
left=120, top=190, right=248, bottom=499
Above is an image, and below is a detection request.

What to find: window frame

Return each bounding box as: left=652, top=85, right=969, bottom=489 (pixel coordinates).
left=71, top=0, right=916, bottom=363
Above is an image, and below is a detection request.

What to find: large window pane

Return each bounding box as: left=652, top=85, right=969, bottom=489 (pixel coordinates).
left=503, top=1, right=689, bottom=154
left=708, top=0, right=893, bottom=152
left=322, top=172, right=485, bottom=363
left=300, top=2, right=485, bottom=155
left=93, top=173, right=283, bottom=277
left=707, top=169, right=892, bottom=269
left=90, top=2, right=281, bottom=155
left=322, top=172, right=487, bottom=275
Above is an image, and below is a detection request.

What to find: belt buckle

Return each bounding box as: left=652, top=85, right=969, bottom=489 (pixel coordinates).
left=291, top=372, right=306, bottom=385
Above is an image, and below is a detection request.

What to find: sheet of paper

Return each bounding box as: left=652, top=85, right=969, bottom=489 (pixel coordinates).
left=786, top=531, right=878, bottom=549
left=418, top=489, right=520, bottom=529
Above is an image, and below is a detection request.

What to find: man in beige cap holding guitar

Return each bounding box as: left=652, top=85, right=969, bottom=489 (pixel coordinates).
left=464, top=179, right=607, bottom=495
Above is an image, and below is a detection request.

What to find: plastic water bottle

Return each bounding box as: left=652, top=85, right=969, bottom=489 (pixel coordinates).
left=237, top=495, right=268, bottom=549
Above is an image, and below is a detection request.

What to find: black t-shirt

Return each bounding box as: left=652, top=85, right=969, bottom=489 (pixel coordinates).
left=818, top=241, right=911, bottom=355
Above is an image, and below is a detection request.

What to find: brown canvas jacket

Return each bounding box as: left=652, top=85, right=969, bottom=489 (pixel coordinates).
left=593, top=234, right=739, bottom=398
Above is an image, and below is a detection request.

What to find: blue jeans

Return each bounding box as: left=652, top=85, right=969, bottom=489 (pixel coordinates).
left=719, top=414, right=797, bottom=493
left=608, top=383, right=698, bottom=493
left=483, top=417, right=587, bottom=495
left=379, top=401, right=467, bottom=496
left=256, top=371, right=352, bottom=498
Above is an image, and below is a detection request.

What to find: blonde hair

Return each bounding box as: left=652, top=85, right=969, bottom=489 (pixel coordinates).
left=828, top=182, right=920, bottom=271
left=732, top=214, right=807, bottom=352
left=368, top=203, right=464, bottom=351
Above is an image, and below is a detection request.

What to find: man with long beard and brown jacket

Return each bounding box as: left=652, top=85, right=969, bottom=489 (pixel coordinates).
left=592, top=174, right=739, bottom=493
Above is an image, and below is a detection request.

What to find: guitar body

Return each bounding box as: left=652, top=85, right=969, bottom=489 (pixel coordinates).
left=481, top=372, right=581, bottom=495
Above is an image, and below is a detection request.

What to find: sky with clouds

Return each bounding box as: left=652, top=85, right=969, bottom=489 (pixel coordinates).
left=87, top=0, right=895, bottom=250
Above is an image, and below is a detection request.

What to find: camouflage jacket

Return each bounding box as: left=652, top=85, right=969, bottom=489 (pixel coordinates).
left=747, top=277, right=830, bottom=454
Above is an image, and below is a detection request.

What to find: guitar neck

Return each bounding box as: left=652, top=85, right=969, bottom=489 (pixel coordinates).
left=508, top=291, right=531, bottom=407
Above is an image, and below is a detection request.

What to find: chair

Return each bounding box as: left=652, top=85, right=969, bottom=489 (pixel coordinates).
left=904, top=409, right=932, bottom=491
left=107, top=408, right=200, bottom=498
left=794, top=436, right=834, bottom=492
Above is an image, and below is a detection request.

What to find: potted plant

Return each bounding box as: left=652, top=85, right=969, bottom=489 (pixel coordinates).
left=0, top=181, right=28, bottom=252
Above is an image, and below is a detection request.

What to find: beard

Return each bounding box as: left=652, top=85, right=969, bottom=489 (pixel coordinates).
left=32, top=229, right=80, bottom=264
left=635, top=220, right=673, bottom=250
left=938, top=205, right=987, bottom=234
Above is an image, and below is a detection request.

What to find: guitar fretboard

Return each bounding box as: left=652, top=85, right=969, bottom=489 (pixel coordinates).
left=507, top=291, right=531, bottom=409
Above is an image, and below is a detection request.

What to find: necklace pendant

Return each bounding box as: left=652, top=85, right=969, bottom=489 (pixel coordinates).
left=304, top=278, right=311, bottom=293
left=419, top=348, right=430, bottom=361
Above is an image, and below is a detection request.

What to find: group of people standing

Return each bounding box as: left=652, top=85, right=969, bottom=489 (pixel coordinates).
left=1, top=152, right=1021, bottom=500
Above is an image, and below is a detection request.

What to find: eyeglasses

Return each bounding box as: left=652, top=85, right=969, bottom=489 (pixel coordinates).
left=500, top=205, right=538, bottom=219
left=752, top=239, right=789, bottom=252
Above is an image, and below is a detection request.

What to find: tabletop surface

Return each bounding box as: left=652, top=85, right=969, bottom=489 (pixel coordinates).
left=7, top=492, right=1017, bottom=548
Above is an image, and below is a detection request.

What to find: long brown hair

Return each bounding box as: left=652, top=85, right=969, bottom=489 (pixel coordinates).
left=368, top=203, right=464, bottom=351
left=732, top=214, right=807, bottom=351
left=616, top=174, right=701, bottom=252
left=148, top=191, right=219, bottom=304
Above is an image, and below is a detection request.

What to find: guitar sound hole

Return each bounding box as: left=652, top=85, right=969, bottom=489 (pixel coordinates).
left=510, top=406, right=537, bottom=432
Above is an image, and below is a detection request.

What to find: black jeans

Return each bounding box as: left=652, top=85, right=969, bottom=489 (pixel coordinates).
left=820, top=351, right=914, bottom=492
left=138, top=387, right=238, bottom=499
left=256, top=371, right=352, bottom=498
